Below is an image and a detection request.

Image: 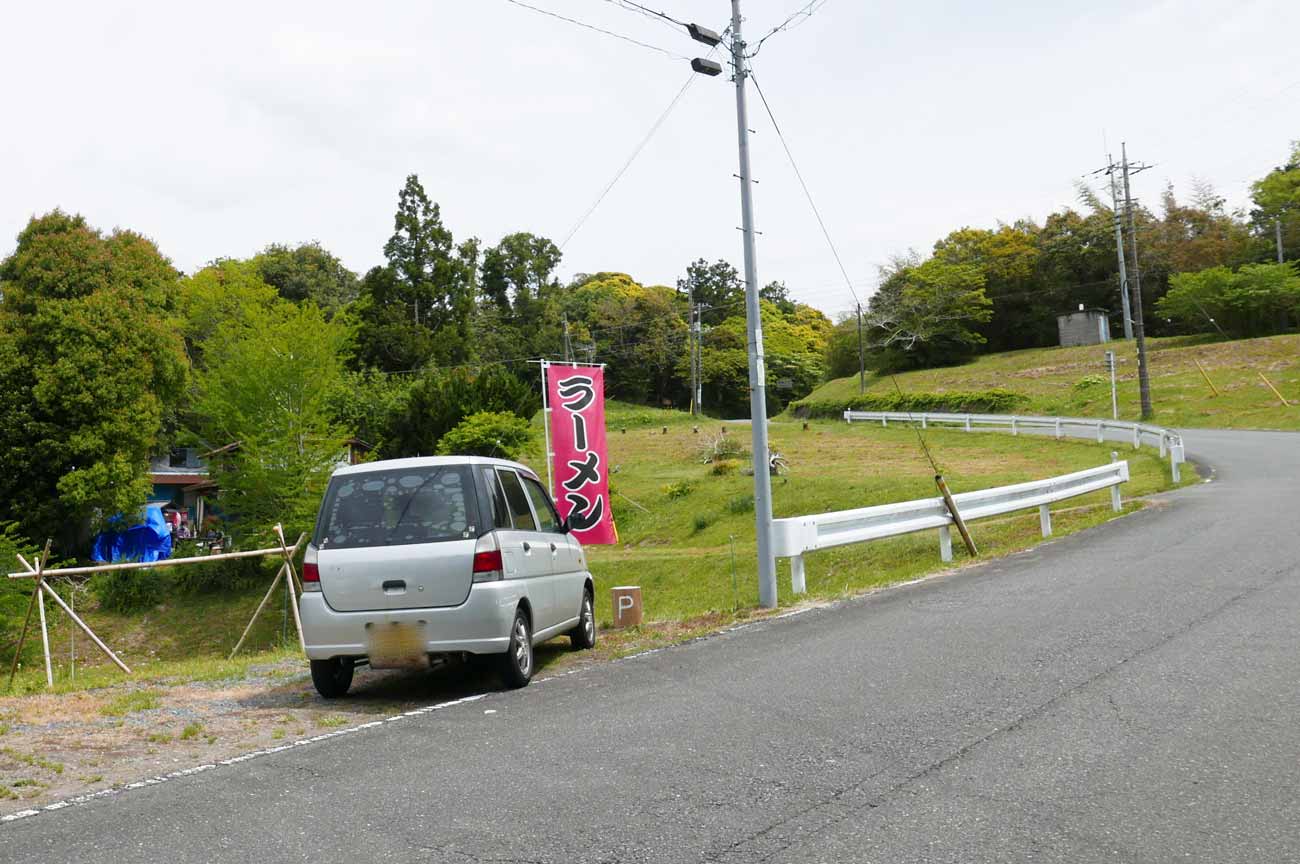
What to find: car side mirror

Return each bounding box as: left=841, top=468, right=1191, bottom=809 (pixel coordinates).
left=559, top=517, right=571, bottom=534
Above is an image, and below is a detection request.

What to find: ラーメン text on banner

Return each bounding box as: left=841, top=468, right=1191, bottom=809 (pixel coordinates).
left=545, top=363, right=617, bottom=545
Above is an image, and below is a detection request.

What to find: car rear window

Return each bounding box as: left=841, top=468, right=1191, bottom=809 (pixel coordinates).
left=315, top=465, right=477, bottom=549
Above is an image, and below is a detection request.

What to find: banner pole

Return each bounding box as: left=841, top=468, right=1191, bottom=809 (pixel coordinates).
left=540, top=360, right=555, bottom=498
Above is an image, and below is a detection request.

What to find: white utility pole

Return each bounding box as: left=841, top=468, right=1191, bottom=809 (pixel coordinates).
left=1277, top=217, right=1285, bottom=264
left=730, top=0, right=777, bottom=608
left=1105, top=350, right=1118, bottom=420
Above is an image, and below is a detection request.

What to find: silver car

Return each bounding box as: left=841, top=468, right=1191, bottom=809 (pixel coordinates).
left=299, top=456, right=597, bottom=697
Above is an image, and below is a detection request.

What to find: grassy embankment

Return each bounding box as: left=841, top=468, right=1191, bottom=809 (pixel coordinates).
left=800, top=333, right=1300, bottom=430
left=5, top=400, right=1186, bottom=693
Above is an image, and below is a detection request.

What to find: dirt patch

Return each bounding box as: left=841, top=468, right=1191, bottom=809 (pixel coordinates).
left=0, top=610, right=787, bottom=816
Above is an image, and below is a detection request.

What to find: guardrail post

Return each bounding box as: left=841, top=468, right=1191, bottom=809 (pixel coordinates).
left=1011, top=417, right=1018, bottom=436
left=1159, top=434, right=1166, bottom=458
left=938, top=525, right=953, bottom=563
left=790, top=555, right=806, bottom=595
left=1170, top=445, right=1182, bottom=483
left=921, top=415, right=927, bottom=430
left=1055, top=418, right=1061, bottom=439
left=1132, top=424, right=1140, bottom=449
left=1110, top=452, right=1123, bottom=511
left=1039, top=504, right=1052, bottom=537
left=882, top=417, right=887, bottom=427
left=965, top=415, right=972, bottom=432
left=1097, top=422, right=1104, bottom=443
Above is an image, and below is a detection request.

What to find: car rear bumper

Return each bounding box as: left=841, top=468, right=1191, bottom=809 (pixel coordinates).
left=299, top=581, right=525, bottom=660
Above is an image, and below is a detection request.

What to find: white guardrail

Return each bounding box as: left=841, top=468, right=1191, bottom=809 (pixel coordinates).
left=843, top=410, right=1186, bottom=482
left=773, top=460, right=1130, bottom=595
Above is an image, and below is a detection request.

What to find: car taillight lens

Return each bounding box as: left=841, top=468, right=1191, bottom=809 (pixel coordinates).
left=472, top=550, right=503, bottom=582
left=301, top=545, right=321, bottom=592
left=472, top=534, right=504, bottom=583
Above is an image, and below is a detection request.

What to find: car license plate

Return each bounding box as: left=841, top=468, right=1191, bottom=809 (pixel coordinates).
left=367, top=622, right=426, bottom=669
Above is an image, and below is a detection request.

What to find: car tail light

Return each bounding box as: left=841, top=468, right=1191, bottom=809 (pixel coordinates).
left=301, top=544, right=321, bottom=592
left=472, top=534, right=503, bottom=582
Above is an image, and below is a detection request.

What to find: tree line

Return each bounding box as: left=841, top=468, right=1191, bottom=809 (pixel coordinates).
left=825, top=141, right=1300, bottom=375
left=0, top=176, right=831, bottom=559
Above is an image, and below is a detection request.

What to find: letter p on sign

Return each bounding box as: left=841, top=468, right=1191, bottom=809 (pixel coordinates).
left=610, top=586, right=643, bottom=628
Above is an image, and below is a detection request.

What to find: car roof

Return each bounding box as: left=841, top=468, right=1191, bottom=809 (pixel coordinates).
left=331, top=455, right=540, bottom=479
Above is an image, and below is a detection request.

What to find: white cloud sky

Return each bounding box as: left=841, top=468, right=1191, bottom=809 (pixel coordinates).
left=2, top=0, right=1296, bottom=320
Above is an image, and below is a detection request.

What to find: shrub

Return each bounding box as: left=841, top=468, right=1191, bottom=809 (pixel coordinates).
left=789, top=387, right=1029, bottom=419
left=727, top=494, right=754, bottom=514
left=1073, top=374, right=1108, bottom=391
left=436, top=411, right=535, bottom=459
left=663, top=481, right=696, bottom=500
left=696, top=432, right=749, bottom=464
left=710, top=460, right=738, bottom=476
left=691, top=514, right=715, bottom=533
left=172, top=556, right=272, bottom=595
left=382, top=366, right=539, bottom=459
left=0, top=522, right=41, bottom=664
left=92, top=569, right=165, bottom=613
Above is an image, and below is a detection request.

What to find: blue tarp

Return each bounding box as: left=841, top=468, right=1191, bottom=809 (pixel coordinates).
left=91, top=503, right=173, bottom=563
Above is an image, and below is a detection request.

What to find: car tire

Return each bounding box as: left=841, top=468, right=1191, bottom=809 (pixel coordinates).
left=569, top=587, right=596, bottom=650
left=500, top=607, right=534, bottom=689
left=310, top=657, right=354, bottom=699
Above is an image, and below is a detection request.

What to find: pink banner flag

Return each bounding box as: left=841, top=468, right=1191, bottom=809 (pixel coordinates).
left=546, top=363, right=617, bottom=545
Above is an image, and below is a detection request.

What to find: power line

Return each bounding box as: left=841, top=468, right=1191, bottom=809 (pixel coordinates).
left=600, top=0, right=688, bottom=31
left=503, top=0, right=690, bottom=60
left=558, top=42, right=722, bottom=249
left=749, top=71, right=859, bottom=308
left=748, top=0, right=830, bottom=58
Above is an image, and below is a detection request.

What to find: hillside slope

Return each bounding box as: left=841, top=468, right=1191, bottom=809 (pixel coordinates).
left=800, top=334, right=1300, bottom=430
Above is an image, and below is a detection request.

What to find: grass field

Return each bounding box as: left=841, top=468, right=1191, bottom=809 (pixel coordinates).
left=576, top=402, right=1185, bottom=640
left=801, top=333, right=1300, bottom=430
left=5, top=401, right=1187, bottom=692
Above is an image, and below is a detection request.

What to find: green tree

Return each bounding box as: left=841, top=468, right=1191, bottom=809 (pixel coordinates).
left=252, top=242, right=359, bottom=313
left=190, top=299, right=351, bottom=541
left=0, top=212, right=187, bottom=550
left=677, top=258, right=742, bottom=325
left=865, top=258, right=993, bottom=371
left=1250, top=142, right=1300, bottom=262
left=354, top=175, right=479, bottom=371
left=435, top=411, right=535, bottom=459
left=1156, top=263, right=1300, bottom=337
left=383, top=366, right=539, bottom=459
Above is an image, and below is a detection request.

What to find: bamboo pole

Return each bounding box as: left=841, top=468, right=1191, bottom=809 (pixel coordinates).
left=1258, top=371, right=1291, bottom=406
left=272, top=525, right=306, bottom=650
left=1193, top=358, right=1220, bottom=397
left=229, top=564, right=286, bottom=660
left=36, top=575, right=52, bottom=688
left=38, top=581, right=130, bottom=674
left=6, top=541, right=300, bottom=580
left=935, top=475, right=978, bottom=557
left=6, top=570, right=43, bottom=690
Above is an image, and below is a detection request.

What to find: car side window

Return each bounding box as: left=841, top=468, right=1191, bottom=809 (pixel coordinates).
left=521, top=476, right=561, bottom=533
left=481, top=467, right=511, bottom=530
left=496, top=470, right=537, bottom=531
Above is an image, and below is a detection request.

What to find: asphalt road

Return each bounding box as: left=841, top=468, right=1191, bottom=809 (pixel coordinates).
left=4, top=428, right=1298, bottom=863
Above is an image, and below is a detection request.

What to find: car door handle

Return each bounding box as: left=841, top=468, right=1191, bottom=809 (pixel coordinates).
left=522, top=541, right=531, bottom=553
left=549, top=542, right=557, bottom=553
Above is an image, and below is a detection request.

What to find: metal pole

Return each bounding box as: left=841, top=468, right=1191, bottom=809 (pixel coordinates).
left=1108, top=163, right=1133, bottom=339
left=1278, top=217, right=1285, bottom=264
left=1122, top=143, right=1154, bottom=419
left=695, top=304, right=703, bottom=413
left=1106, top=350, right=1118, bottom=419
left=857, top=302, right=866, bottom=394
left=731, top=0, right=777, bottom=609
left=540, top=361, right=555, bottom=497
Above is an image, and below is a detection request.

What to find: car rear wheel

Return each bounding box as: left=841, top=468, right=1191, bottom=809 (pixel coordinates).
left=310, top=657, right=354, bottom=699
left=500, top=608, right=534, bottom=689
left=569, top=588, right=596, bottom=650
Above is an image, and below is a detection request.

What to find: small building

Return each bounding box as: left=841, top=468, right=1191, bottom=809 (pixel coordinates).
left=1057, top=306, right=1110, bottom=347
left=149, top=447, right=209, bottom=533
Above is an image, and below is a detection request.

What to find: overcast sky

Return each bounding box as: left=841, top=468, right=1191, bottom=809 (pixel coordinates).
left=3, top=0, right=1296, bottom=319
